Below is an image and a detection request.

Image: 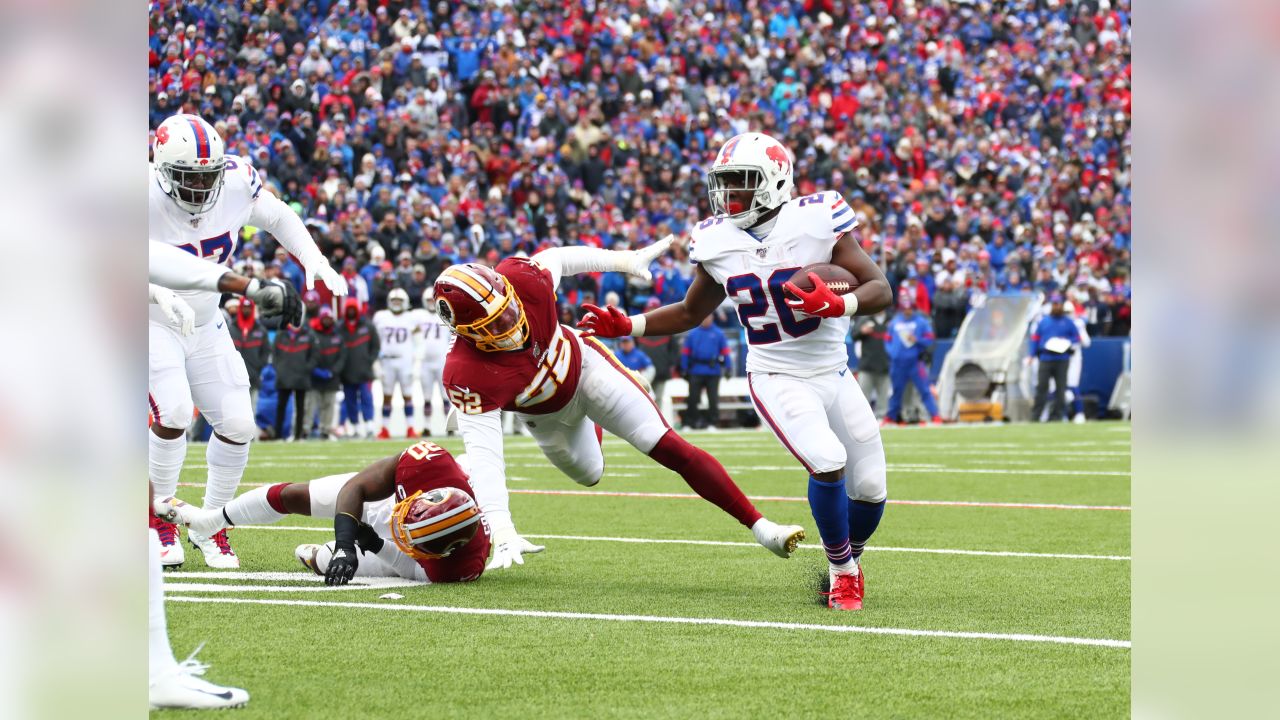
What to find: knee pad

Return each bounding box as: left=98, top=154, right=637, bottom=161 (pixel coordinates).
left=845, top=453, right=888, bottom=503
left=215, top=414, right=258, bottom=444
left=570, top=458, right=605, bottom=488
left=153, top=398, right=194, bottom=431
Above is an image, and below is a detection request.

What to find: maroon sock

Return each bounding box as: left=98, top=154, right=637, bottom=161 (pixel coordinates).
left=265, top=483, right=292, bottom=514
left=648, top=430, right=762, bottom=528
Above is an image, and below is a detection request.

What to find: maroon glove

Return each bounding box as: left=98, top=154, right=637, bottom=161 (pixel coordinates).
left=783, top=273, right=849, bottom=319
left=577, top=303, right=633, bottom=338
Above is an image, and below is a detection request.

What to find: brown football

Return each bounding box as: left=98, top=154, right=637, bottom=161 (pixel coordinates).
left=786, top=263, right=858, bottom=296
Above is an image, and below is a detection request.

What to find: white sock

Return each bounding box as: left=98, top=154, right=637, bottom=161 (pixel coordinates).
left=149, top=430, right=186, bottom=499
left=204, top=435, right=248, bottom=510
left=148, top=530, right=178, bottom=683
left=830, top=557, right=860, bottom=576
left=223, top=485, right=287, bottom=527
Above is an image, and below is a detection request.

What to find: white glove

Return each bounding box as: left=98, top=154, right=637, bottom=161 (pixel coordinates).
left=485, top=525, right=546, bottom=571
left=625, top=235, right=674, bottom=283
left=307, top=261, right=348, bottom=295
left=150, top=284, right=195, bottom=337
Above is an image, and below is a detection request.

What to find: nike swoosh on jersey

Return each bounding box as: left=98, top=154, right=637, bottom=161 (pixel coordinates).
left=216, top=321, right=224, bottom=329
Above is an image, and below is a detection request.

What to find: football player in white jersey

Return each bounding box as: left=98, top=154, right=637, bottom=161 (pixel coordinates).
left=373, top=288, right=420, bottom=438
left=415, top=287, right=453, bottom=436
left=580, top=132, right=893, bottom=611
left=149, top=114, right=345, bottom=569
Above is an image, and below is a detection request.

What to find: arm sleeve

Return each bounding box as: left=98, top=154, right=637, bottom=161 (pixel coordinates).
left=247, top=187, right=328, bottom=270
left=149, top=240, right=228, bottom=292
left=1076, top=319, right=1092, bottom=348
left=454, top=409, right=513, bottom=532
left=531, top=246, right=636, bottom=290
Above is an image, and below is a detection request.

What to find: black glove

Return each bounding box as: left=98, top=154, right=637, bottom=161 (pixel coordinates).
left=325, top=546, right=358, bottom=586
left=248, top=278, right=305, bottom=329
left=354, top=520, right=385, bottom=555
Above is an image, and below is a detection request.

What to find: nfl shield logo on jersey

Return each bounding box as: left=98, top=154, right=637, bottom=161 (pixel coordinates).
left=756, top=247, right=768, bottom=259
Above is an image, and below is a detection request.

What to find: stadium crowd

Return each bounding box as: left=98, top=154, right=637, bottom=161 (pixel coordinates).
left=149, top=0, right=1132, bottom=345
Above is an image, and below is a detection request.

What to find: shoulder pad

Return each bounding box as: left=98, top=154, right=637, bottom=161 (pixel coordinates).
left=688, top=216, right=736, bottom=265
left=223, top=155, right=264, bottom=201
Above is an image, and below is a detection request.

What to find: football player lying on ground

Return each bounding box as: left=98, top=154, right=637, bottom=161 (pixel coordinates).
left=432, top=239, right=805, bottom=571
left=579, top=133, right=893, bottom=611
left=161, top=440, right=488, bottom=586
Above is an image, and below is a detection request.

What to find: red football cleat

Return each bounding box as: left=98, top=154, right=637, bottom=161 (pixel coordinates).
left=825, top=569, right=865, bottom=611
left=879, top=417, right=897, bottom=428
left=406, top=427, right=419, bottom=439
left=930, top=415, right=945, bottom=425
left=376, top=427, right=391, bottom=440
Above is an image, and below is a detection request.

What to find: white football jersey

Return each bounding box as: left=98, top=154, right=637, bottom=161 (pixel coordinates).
left=689, top=191, right=858, bottom=377
left=373, top=309, right=418, bottom=359
left=148, top=155, right=263, bottom=327
left=414, top=309, right=453, bottom=362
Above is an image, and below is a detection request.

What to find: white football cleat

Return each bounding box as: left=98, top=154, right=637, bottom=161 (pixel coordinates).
left=295, top=543, right=326, bottom=575
left=189, top=528, right=239, bottom=569
left=1072, top=413, right=1086, bottom=424
left=149, top=644, right=249, bottom=710
left=149, top=514, right=185, bottom=568
left=751, top=518, right=806, bottom=559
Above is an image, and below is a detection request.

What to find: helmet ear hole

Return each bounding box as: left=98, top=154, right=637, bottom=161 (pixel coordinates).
left=776, top=179, right=785, bottom=190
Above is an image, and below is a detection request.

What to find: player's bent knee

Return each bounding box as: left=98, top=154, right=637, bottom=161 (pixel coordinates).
left=811, top=468, right=844, bottom=483
left=570, top=460, right=605, bottom=488
left=216, top=415, right=258, bottom=444
left=155, top=400, right=194, bottom=431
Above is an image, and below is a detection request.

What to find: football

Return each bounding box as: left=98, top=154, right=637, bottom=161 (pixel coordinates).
left=393, top=487, right=481, bottom=559
left=786, top=263, right=858, bottom=296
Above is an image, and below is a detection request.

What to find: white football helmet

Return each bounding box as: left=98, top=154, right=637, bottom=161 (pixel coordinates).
left=388, top=287, right=410, bottom=313
left=153, top=114, right=227, bottom=215
left=421, top=286, right=436, bottom=313
left=706, top=132, right=795, bottom=228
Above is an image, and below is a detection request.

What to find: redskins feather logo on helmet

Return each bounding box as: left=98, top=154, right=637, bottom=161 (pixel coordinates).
left=432, top=264, right=529, bottom=352
left=389, top=487, right=481, bottom=560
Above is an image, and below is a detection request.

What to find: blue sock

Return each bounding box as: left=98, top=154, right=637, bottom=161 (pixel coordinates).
left=847, top=499, right=886, bottom=560
left=808, top=475, right=852, bottom=565
left=404, top=404, right=415, bottom=425
left=382, top=405, right=392, bottom=419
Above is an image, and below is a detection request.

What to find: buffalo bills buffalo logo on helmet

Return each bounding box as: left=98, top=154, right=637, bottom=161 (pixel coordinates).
left=765, top=144, right=791, bottom=173
left=155, top=125, right=170, bottom=146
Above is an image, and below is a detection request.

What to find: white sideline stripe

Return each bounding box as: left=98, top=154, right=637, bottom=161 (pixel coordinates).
left=231, top=526, right=1129, bottom=561
left=164, top=596, right=1130, bottom=649
left=174, top=482, right=1130, bottom=511
left=162, top=583, right=385, bottom=593
left=508, top=463, right=1131, bottom=477
left=165, top=571, right=418, bottom=586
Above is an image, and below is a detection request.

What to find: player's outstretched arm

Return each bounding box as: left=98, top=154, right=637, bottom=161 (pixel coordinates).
left=326, top=455, right=399, bottom=586
left=532, top=235, right=672, bottom=289
left=149, top=240, right=304, bottom=326
left=247, top=187, right=346, bottom=295
left=579, top=264, right=725, bottom=338
left=829, top=232, right=893, bottom=315
left=149, top=283, right=195, bottom=336
left=451, top=409, right=545, bottom=569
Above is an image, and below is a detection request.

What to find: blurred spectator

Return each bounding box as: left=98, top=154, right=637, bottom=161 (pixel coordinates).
left=681, top=316, right=730, bottom=431
left=1030, top=293, right=1082, bottom=422
left=271, top=323, right=316, bottom=442
left=636, top=300, right=681, bottom=403
left=338, top=297, right=379, bottom=439
left=307, top=307, right=346, bottom=440
left=885, top=294, right=942, bottom=426
left=854, top=313, right=892, bottom=419
left=224, top=298, right=268, bottom=413
left=932, top=278, right=969, bottom=340
left=150, top=0, right=1131, bottom=344
left=613, top=336, right=655, bottom=389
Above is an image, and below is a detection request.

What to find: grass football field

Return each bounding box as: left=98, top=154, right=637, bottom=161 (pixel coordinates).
left=156, top=422, right=1130, bottom=719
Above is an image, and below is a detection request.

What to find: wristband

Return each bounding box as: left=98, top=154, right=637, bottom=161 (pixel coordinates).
left=629, top=313, right=647, bottom=337
left=334, top=511, right=360, bottom=553
left=840, top=292, right=860, bottom=317
left=245, top=277, right=260, bottom=296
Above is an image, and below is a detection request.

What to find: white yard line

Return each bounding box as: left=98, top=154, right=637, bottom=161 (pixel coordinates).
left=230, top=526, right=1128, bottom=561
left=164, top=596, right=1130, bottom=649
left=505, top=463, right=1130, bottom=477
left=174, top=482, right=1129, bottom=511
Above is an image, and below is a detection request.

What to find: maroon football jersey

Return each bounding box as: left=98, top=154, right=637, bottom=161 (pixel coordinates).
left=393, top=441, right=491, bottom=583
left=442, top=257, right=583, bottom=416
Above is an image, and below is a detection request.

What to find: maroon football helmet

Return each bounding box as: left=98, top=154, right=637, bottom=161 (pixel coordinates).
left=432, top=264, right=529, bottom=352
left=390, top=487, right=481, bottom=560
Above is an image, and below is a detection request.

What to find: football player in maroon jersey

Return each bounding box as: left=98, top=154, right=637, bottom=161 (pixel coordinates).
left=163, top=440, right=489, bottom=586
left=432, top=239, right=805, bottom=570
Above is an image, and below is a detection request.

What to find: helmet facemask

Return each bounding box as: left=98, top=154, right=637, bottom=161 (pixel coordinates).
left=389, top=489, right=480, bottom=561
left=707, top=167, right=771, bottom=228
left=161, top=160, right=227, bottom=215
left=450, top=290, right=529, bottom=352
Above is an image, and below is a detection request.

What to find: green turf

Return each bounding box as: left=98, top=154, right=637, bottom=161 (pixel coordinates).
left=156, top=422, right=1130, bottom=718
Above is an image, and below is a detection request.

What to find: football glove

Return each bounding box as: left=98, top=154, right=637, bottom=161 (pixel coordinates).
left=783, top=273, right=852, bottom=319
left=246, top=277, right=304, bottom=328
left=307, top=261, right=348, bottom=296
left=485, top=526, right=545, bottom=571
left=151, top=284, right=196, bottom=337
left=325, top=547, right=358, bottom=586
left=577, top=303, right=632, bottom=338
left=624, top=234, right=674, bottom=282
